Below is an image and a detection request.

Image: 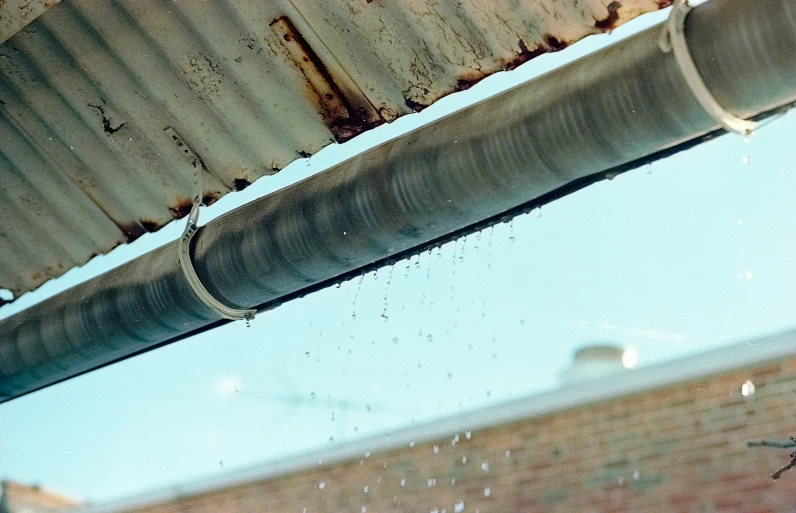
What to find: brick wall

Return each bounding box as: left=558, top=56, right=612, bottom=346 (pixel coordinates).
left=115, top=357, right=796, bottom=513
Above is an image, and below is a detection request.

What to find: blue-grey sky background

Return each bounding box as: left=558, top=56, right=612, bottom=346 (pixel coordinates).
left=1, top=7, right=795, bottom=504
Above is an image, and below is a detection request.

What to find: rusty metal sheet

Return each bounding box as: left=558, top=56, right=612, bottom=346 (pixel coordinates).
left=0, top=0, right=667, bottom=302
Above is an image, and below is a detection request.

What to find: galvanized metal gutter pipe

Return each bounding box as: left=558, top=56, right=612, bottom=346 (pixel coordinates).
left=1, top=0, right=795, bottom=402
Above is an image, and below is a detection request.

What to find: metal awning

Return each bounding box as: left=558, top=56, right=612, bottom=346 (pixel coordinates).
left=0, top=0, right=664, bottom=301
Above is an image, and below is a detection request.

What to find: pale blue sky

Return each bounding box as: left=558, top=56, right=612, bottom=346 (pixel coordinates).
left=1, top=7, right=795, bottom=504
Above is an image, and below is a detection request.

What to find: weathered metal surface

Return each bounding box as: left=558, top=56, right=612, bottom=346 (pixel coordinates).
left=0, top=0, right=59, bottom=43
left=1, top=0, right=794, bottom=402
left=0, top=0, right=666, bottom=300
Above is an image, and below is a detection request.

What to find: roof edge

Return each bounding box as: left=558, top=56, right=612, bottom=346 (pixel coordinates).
left=78, top=328, right=796, bottom=513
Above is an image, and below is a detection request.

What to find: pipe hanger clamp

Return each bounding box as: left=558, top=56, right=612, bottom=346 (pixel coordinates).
left=178, top=199, right=256, bottom=322
left=659, top=0, right=757, bottom=135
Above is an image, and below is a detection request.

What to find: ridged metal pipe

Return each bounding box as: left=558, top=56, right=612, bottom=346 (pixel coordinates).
left=1, top=0, right=794, bottom=402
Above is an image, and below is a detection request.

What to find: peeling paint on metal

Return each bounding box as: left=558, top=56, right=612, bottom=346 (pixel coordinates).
left=0, top=0, right=667, bottom=300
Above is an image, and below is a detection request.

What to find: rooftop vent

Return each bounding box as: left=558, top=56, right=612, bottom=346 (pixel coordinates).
left=559, top=344, right=634, bottom=386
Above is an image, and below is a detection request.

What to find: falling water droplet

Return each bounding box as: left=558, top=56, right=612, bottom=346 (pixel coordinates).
left=742, top=155, right=751, bottom=165
left=433, top=445, right=439, bottom=453
left=481, top=462, right=489, bottom=472
left=454, top=500, right=465, bottom=512
left=381, top=266, right=394, bottom=322
left=643, top=163, right=652, bottom=174
left=365, top=450, right=371, bottom=457
left=483, top=487, right=491, bottom=497
left=351, top=274, right=365, bottom=319
left=465, top=430, right=472, bottom=440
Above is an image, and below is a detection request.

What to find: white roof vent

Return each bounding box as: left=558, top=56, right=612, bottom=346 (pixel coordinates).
left=560, top=344, right=632, bottom=386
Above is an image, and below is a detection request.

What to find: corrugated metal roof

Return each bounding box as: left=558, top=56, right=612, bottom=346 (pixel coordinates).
left=0, top=0, right=667, bottom=301
left=0, top=0, right=59, bottom=44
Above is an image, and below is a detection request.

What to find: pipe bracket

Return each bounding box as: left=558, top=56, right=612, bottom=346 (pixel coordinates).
left=659, top=0, right=757, bottom=135
left=178, top=200, right=256, bottom=322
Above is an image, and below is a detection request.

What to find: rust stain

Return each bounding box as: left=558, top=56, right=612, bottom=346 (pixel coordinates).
left=503, top=39, right=548, bottom=71
left=271, top=17, right=384, bottom=142
left=169, top=197, right=194, bottom=219
left=595, top=1, right=622, bottom=32
left=117, top=222, right=146, bottom=242
left=454, top=69, right=486, bottom=92
left=543, top=34, right=569, bottom=52
left=441, top=35, right=569, bottom=102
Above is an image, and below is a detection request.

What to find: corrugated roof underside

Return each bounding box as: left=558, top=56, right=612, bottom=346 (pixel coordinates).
left=0, top=0, right=666, bottom=300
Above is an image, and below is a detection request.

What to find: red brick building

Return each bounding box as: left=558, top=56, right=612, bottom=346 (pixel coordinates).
left=68, top=330, right=796, bottom=512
